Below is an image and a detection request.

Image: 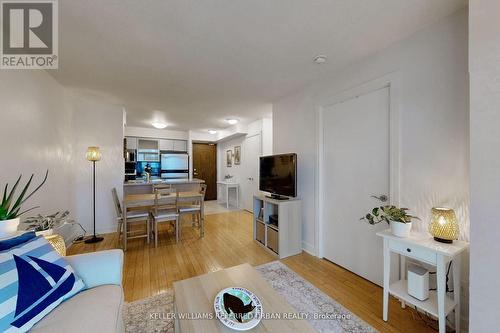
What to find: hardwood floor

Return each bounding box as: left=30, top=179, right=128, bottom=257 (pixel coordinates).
left=68, top=210, right=434, bottom=333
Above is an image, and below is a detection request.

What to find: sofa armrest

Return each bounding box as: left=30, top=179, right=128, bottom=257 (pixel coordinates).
left=65, top=249, right=123, bottom=289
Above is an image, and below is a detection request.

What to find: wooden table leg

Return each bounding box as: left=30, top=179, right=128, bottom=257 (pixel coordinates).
left=201, top=199, right=205, bottom=238
left=123, top=202, right=127, bottom=251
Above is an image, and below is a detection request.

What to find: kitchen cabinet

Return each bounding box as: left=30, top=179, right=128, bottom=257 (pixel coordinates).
left=160, top=139, right=187, bottom=152
left=138, top=138, right=159, bottom=150
left=173, top=140, right=188, bottom=152
left=125, top=137, right=137, bottom=150
left=159, top=139, right=174, bottom=151
left=126, top=137, right=187, bottom=152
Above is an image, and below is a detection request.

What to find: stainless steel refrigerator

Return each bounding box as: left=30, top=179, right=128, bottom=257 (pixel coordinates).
left=160, top=153, right=189, bottom=179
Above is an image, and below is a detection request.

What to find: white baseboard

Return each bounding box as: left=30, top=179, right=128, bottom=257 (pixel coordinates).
left=302, top=241, right=317, bottom=256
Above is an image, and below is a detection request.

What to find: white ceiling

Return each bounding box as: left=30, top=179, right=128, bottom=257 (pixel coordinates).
left=51, top=0, right=466, bottom=131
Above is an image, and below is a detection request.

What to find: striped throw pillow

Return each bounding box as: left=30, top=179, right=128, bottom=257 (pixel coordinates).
left=0, top=236, right=85, bottom=332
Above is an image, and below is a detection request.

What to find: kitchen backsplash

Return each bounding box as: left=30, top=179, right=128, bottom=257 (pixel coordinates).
left=136, top=161, right=160, bottom=177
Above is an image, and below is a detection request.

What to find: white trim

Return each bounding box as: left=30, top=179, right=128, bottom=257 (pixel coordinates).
left=316, top=72, right=401, bottom=259
left=302, top=241, right=316, bottom=256
left=242, top=132, right=262, bottom=210
left=315, top=107, right=324, bottom=257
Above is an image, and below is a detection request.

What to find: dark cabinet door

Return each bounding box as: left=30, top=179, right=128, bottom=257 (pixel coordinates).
left=193, top=143, right=217, bottom=200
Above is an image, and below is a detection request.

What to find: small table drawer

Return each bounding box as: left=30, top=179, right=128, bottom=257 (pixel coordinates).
left=389, top=239, right=436, bottom=265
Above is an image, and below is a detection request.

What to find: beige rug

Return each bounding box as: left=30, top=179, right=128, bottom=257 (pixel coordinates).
left=123, top=261, right=377, bottom=333
left=123, top=290, right=175, bottom=333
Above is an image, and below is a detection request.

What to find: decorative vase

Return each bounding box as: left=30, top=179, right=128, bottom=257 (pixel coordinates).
left=390, top=220, right=412, bottom=238
left=0, top=218, right=20, bottom=238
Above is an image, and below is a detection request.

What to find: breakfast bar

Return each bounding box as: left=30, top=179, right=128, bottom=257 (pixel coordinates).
left=123, top=178, right=205, bottom=195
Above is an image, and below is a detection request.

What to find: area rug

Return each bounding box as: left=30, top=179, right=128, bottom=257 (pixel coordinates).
left=123, top=261, right=377, bottom=333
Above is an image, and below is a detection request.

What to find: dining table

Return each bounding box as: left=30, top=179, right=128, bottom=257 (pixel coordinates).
left=122, top=191, right=205, bottom=250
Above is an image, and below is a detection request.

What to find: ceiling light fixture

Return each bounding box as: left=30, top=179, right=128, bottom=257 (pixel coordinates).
left=208, top=130, right=217, bottom=134
left=225, top=118, right=239, bottom=125
left=151, top=122, right=167, bottom=129
left=313, top=54, right=327, bottom=64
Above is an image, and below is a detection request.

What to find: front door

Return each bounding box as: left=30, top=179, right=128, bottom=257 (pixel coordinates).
left=193, top=143, right=217, bottom=200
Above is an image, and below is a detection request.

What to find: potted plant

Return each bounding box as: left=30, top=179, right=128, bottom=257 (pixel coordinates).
left=360, top=196, right=419, bottom=238
left=0, top=171, right=48, bottom=238
left=23, top=210, right=71, bottom=237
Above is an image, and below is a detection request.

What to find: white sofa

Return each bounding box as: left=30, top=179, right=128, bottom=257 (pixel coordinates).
left=31, top=249, right=125, bottom=333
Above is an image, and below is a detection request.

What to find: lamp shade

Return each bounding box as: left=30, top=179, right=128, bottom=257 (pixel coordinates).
left=86, top=146, right=101, bottom=161
left=429, top=207, right=459, bottom=243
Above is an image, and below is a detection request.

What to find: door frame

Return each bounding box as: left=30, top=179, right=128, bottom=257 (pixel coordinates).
left=316, top=72, right=401, bottom=259
left=242, top=132, right=262, bottom=212
left=192, top=141, right=218, bottom=200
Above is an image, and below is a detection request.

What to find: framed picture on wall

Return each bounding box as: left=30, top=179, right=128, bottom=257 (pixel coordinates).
left=226, top=149, right=232, bottom=167
left=234, top=146, right=241, bottom=165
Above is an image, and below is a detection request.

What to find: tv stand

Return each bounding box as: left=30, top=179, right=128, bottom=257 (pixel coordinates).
left=266, top=194, right=290, bottom=200
left=253, top=194, right=302, bottom=259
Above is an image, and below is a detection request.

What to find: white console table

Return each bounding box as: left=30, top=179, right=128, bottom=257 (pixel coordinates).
left=377, top=230, right=468, bottom=333
left=216, top=181, right=239, bottom=208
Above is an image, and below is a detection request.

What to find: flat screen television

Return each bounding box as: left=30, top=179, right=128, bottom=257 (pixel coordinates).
left=259, top=153, right=297, bottom=199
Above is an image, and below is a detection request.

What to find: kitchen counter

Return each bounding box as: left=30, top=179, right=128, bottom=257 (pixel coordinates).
left=123, top=178, right=205, bottom=195
left=124, top=178, right=204, bottom=186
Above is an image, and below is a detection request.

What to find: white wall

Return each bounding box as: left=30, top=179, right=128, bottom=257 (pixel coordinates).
left=217, top=136, right=246, bottom=193
left=274, top=8, right=469, bottom=250
left=67, top=92, right=125, bottom=234
left=273, top=9, right=470, bottom=326
left=125, top=126, right=188, bottom=140
left=262, top=117, right=273, bottom=156
left=0, top=71, right=126, bottom=237
left=469, top=0, right=500, bottom=331
left=189, top=130, right=218, bottom=142
left=0, top=71, right=73, bottom=217
left=216, top=118, right=273, bottom=206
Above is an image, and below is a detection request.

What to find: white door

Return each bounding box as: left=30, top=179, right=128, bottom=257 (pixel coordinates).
left=322, top=87, right=395, bottom=286
left=241, top=134, right=262, bottom=211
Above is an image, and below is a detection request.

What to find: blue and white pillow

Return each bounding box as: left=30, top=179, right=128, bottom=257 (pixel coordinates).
left=0, top=232, right=36, bottom=251
left=0, top=235, right=85, bottom=332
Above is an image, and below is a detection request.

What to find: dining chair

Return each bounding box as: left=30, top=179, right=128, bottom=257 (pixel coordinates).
left=112, top=188, right=150, bottom=250
left=112, top=188, right=149, bottom=243
left=152, top=183, right=171, bottom=192
left=150, top=186, right=180, bottom=246
left=178, top=184, right=207, bottom=233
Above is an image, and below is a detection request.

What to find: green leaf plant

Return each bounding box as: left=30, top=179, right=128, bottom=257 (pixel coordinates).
left=360, top=195, right=420, bottom=225
left=0, top=170, right=49, bottom=221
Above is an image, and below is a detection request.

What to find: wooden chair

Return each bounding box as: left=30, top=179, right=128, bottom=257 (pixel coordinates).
left=112, top=188, right=149, bottom=243
left=112, top=188, right=150, bottom=250
left=152, top=183, right=171, bottom=192
left=178, top=184, right=206, bottom=234
left=150, top=187, right=180, bottom=246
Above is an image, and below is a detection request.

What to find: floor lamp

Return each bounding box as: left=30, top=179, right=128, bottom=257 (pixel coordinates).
left=85, top=146, right=104, bottom=244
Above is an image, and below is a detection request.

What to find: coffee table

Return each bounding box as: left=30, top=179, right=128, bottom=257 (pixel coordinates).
left=173, top=263, right=315, bottom=332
